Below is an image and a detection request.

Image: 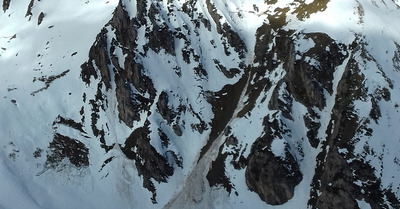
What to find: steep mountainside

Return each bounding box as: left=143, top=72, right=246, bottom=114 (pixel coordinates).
left=1, top=0, right=400, bottom=208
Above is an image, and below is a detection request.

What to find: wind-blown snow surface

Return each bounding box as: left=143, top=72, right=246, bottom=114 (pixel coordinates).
left=0, top=1, right=130, bottom=209
left=1, top=0, right=400, bottom=208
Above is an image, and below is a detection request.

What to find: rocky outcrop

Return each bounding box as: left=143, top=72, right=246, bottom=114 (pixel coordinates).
left=80, top=28, right=111, bottom=89
left=308, top=41, right=399, bottom=209
left=46, top=133, right=89, bottom=169
left=284, top=33, right=348, bottom=110
left=37, top=12, right=45, bottom=25
left=315, top=146, right=358, bottom=209
left=109, top=1, right=138, bottom=51
left=114, top=57, right=156, bottom=127
left=199, top=73, right=248, bottom=160
left=25, top=0, right=34, bottom=19
left=146, top=4, right=175, bottom=55
left=44, top=116, right=90, bottom=170
left=156, top=91, right=175, bottom=124
left=4, top=0, right=400, bottom=208
left=205, top=0, right=246, bottom=57
left=79, top=1, right=175, bottom=203
left=245, top=19, right=400, bottom=208
left=245, top=117, right=302, bottom=205
left=2, top=0, right=10, bottom=12
left=293, top=0, right=330, bottom=20
left=121, top=121, right=174, bottom=203
left=74, top=0, right=400, bottom=208
left=246, top=148, right=302, bottom=205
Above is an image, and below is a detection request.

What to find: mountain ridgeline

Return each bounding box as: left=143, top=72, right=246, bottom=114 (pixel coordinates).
left=2, top=0, right=400, bottom=208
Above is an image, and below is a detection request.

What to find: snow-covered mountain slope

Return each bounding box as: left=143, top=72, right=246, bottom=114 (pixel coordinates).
left=1, top=0, right=400, bottom=208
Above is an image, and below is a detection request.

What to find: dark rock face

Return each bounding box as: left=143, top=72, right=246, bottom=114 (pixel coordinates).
left=245, top=117, right=302, bottom=205
left=157, top=91, right=175, bottom=124
left=307, top=53, right=363, bottom=208
left=37, top=12, right=45, bottom=25
left=52, top=0, right=400, bottom=207
left=109, top=1, right=157, bottom=128
left=46, top=133, right=89, bottom=169
left=307, top=39, right=399, bottom=209
left=78, top=0, right=182, bottom=203
left=3, top=0, right=400, bottom=208
left=146, top=4, right=175, bottom=55
left=199, top=73, right=248, bottom=160
left=2, top=0, right=11, bottom=12
left=108, top=1, right=137, bottom=51
left=82, top=28, right=112, bottom=89
left=205, top=0, right=246, bottom=58
left=242, top=17, right=399, bottom=207
left=206, top=143, right=233, bottom=194
left=25, top=0, right=34, bottom=19
left=114, top=59, right=156, bottom=127
left=285, top=33, right=348, bottom=109
left=45, top=116, right=89, bottom=170
left=316, top=146, right=358, bottom=209
left=246, top=147, right=302, bottom=205
left=121, top=122, right=174, bottom=203
left=243, top=27, right=351, bottom=206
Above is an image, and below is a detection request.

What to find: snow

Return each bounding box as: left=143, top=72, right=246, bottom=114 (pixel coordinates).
left=294, top=34, right=315, bottom=54
left=122, top=0, right=138, bottom=17
left=0, top=0, right=124, bottom=208
left=0, top=158, right=42, bottom=209
left=357, top=199, right=372, bottom=209
left=211, top=0, right=267, bottom=63
left=287, top=0, right=360, bottom=44
left=2, top=0, right=400, bottom=208
left=164, top=66, right=251, bottom=209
